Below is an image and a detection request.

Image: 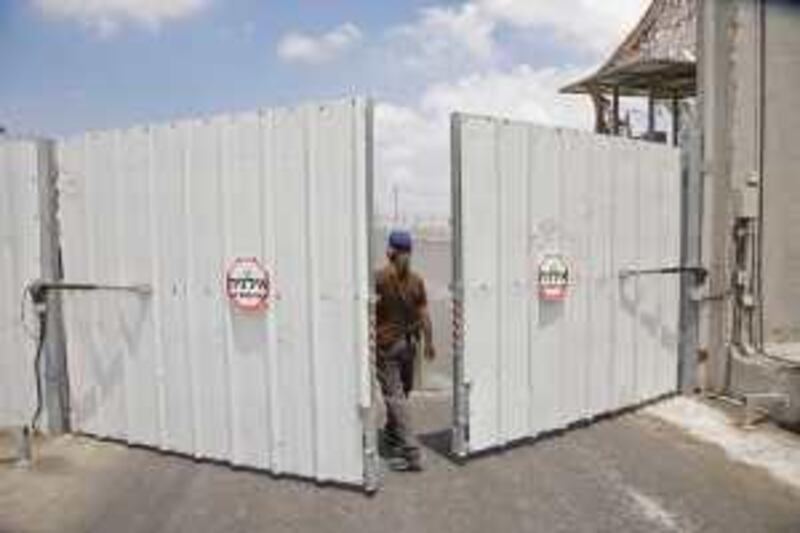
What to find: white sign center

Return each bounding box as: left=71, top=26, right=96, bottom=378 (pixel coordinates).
left=226, top=257, right=270, bottom=311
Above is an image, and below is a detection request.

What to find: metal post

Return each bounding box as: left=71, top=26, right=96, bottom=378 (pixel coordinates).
left=679, top=127, right=704, bottom=392
left=36, top=139, right=70, bottom=434
left=648, top=90, right=656, bottom=136
left=612, top=86, right=621, bottom=136
left=755, top=0, right=766, bottom=350
left=14, top=426, right=32, bottom=467
left=672, top=95, right=681, bottom=146
left=450, top=113, right=469, bottom=458
left=698, top=0, right=737, bottom=392
left=362, top=99, right=380, bottom=494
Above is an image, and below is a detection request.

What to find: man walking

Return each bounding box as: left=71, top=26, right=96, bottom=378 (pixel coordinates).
left=375, top=229, right=435, bottom=471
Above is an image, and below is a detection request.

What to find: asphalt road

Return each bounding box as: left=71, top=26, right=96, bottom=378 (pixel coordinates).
left=2, top=395, right=799, bottom=533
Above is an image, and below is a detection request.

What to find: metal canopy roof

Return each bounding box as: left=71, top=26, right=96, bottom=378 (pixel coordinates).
left=561, top=0, right=697, bottom=98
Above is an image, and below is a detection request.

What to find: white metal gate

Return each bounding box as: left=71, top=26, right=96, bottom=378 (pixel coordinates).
left=452, top=114, right=681, bottom=455
left=0, top=140, right=43, bottom=430
left=1, top=139, right=68, bottom=439
left=57, top=99, right=376, bottom=487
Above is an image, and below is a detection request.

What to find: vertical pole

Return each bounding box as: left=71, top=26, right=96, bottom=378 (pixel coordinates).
left=14, top=426, right=32, bottom=467
left=37, top=139, right=70, bottom=434
left=363, top=99, right=380, bottom=494
left=612, top=86, right=621, bottom=136
left=679, top=127, right=703, bottom=392
left=450, top=113, right=468, bottom=458
left=698, top=0, right=736, bottom=392
left=755, top=0, right=766, bottom=350
left=672, top=95, right=681, bottom=146
left=648, top=90, right=656, bottom=136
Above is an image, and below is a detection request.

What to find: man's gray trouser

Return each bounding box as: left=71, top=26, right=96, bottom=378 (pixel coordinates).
left=377, top=338, right=420, bottom=461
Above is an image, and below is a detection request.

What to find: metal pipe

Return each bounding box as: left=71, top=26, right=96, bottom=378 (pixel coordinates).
left=612, top=87, right=620, bottom=136
left=14, top=426, right=32, bottom=467
left=619, top=265, right=708, bottom=283
left=672, top=95, right=681, bottom=146
left=362, top=98, right=380, bottom=494
left=28, top=280, right=152, bottom=301
left=450, top=113, right=468, bottom=458
left=755, top=0, right=766, bottom=350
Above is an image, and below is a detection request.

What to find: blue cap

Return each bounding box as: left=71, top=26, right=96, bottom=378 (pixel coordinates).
left=388, top=229, right=412, bottom=252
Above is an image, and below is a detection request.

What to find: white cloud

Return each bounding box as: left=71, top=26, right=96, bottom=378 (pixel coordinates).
left=478, top=0, right=650, bottom=56
left=420, top=65, right=593, bottom=127
left=386, top=0, right=648, bottom=72
left=376, top=102, right=449, bottom=216
left=376, top=65, right=594, bottom=218
left=388, top=3, right=497, bottom=71
left=277, top=23, right=363, bottom=65
left=373, top=0, right=650, bottom=219
left=33, top=0, right=208, bottom=36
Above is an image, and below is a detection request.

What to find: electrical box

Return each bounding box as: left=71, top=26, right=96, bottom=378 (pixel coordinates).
left=736, top=173, right=760, bottom=218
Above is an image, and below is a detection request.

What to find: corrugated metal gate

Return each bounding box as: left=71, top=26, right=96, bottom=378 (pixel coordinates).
left=57, top=99, right=376, bottom=488
left=1, top=140, right=43, bottom=430
left=451, top=114, right=682, bottom=455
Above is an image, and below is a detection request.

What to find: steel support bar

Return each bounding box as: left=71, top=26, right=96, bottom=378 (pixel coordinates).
left=35, top=140, right=70, bottom=434
left=620, top=266, right=708, bottom=283
left=362, top=99, right=380, bottom=494
left=612, top=86, right=621, bottom=135
left=672, top=96, right=681, bottom=146
left=28, top=281, right=153, bottom=302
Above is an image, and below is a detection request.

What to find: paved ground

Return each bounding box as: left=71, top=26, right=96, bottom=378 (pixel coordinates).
left=2, top=395, right=800, bottom=533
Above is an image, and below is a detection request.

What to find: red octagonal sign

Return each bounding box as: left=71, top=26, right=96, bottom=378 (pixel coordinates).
left=226, top=257, right=270, bottom=311
left=538, top=254, right=569, bottom=301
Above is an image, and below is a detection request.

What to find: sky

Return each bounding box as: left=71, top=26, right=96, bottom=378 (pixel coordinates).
left=0, top=0, right=650, bottom=218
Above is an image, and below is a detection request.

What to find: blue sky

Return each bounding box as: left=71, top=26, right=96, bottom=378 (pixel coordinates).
left=0, top=0, right=648, bottom=216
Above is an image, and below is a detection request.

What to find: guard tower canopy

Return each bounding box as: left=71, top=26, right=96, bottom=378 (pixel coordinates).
left=561, top=0, right=697, bottom=99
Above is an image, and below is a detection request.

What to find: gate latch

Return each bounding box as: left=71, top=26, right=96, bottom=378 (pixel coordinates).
left=619, top=266, right=708, bottom=284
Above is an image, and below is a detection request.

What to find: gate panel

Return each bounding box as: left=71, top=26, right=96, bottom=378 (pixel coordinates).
left=453, top=114, right=681, bottom=455
left=58, top=99, right=373, bottom=486
left=0, top=141, right=41, bottom=429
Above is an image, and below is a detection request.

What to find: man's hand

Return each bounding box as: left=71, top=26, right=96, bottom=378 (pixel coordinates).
left=425, top=343, right=436, bottom=361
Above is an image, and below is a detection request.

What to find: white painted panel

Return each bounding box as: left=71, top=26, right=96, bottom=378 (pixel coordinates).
left=0, top=140, right=41, bottom=429
left=455, top=114, right=681, bottom=454
left=460, top=116, right=501, bottom=452
left=185, top=117, right=230, bottom=460
left=308, top=102, right=364, bottom=481
left=220, top=112, right=268, bottom=469
left=613, top=139, right=641, bottom=410
left=636, top=142, right=661, bottom=403
left=117, top=126, right=161, bottom=448
left=527, top=127, right=562, bottom=435
left=496, top=121, right=530, bottom=443
left=660, top=146, right=682, bottom=394
left=588, top=135, right=614, bottom=415
left=559, top=130, right=587, bottom=420
left=58, top=99, right=372, bottom=486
